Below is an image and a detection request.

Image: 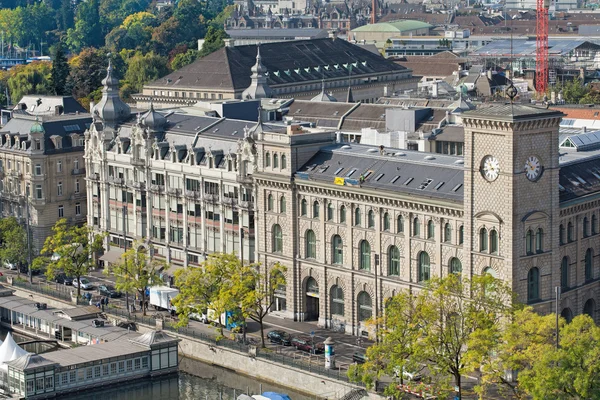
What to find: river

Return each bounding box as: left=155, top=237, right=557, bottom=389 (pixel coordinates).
left=1, top=328, right=315, bottom=400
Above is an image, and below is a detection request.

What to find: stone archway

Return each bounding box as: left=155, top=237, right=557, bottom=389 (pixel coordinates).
left=305, top=276, right=320, bottom=321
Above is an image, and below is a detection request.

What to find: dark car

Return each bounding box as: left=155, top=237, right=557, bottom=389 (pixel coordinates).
left=55, top=273, right=73, bottom=285
left=291, top=336, right=324, bottom=353
left=353, top=352, right=367, bottom=364
left=267, top=330, right=292, bottom=346
left=19, top=265, right=41, bottom=276
left=98, top=285, right=122, bottom=298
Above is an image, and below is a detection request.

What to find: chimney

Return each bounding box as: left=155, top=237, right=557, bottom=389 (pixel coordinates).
left=550, top=91, right=556, bottom=104
left=54, top=105, right=64, bottom=116
left=329, top=30, right=336, bottom=40
left=583, top=126, right=587, bottom=133
left=383, top=85, right=389, bottom=97
left=379, top=144, right=385, bottom=155
left=224, top=38, right=235, bottom=48
left=287, top=124, right=302, bottom=135
left=487, top=69, right=493, bottom=80
left=431, top=81, right=439, bottom=98
left=90, top=101, right=95, bottom=112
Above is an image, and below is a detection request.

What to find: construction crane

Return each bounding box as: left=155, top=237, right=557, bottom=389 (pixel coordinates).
left=536, top=0, right=550, bottom=95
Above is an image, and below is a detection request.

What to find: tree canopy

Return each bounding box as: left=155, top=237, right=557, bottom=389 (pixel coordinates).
left=0, top=217, right=27, bottom=274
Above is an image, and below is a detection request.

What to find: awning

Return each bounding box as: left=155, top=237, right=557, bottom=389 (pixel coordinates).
left=99, top=248, right=124, bottom=264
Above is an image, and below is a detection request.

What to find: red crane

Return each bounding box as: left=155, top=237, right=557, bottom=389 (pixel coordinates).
left=536, top=0, right=549, bottom=94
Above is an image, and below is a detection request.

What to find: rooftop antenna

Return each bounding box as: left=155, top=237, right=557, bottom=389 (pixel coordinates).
left=506, top=19, right=518, bottom=105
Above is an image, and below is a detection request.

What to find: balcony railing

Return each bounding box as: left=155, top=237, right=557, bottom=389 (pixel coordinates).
left=71, top=168, right=86, bottom=175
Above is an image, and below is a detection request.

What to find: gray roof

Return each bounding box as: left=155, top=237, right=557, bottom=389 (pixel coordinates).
left=463, top=104, right=564, bottom=122
left=559, top=154, right=600, bottom=203
left=6, top=354, right=57, bottom=371
left=296, top=143, right=464, bottom=202
left=39, top=340, right=150, bottom=368
left=225, top=28, right=329, bottom=39
left=472, top=39, right=600, bottom=58
left=14, top=95, right=87, bottom=116
left=130, top=330, right=179, bottom=348
left=56, top=306, right=101, bottom=321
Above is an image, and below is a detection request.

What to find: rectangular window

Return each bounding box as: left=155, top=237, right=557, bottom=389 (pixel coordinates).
left=102, top=365, right=109, bottom=376
left=35, top=164, right=42, bottom=175
left=110, top=363, right=117, bottom=375
left=142, top=357, right=149, bottom=369
left=69, top=371, right=76, bottom=383
left=75, top=203, right=81, bottom=216
left=126, top=359, right=133, bottom=371
left=62, top=373, right=68, bottom=385
left=58, top=205, right=64, bottom=218
left=35, top=185, right=42, bottom=199
left=57, top=182, right=63, bottom=196
left=86, top=368, right=92, bottom=379
left=134, top=358, right=141, bottom=370
left=75, top=179, right=80, bottom=193
left=94, top=366, right=101, bottom=378
left=74, top=158, right=79, bottom=170
left=57, top=160, right=62, bottom=173
left=118, top=361, right=125, bottom=373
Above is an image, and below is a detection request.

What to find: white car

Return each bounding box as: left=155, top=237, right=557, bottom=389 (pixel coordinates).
left=73, top=278, right=94, bottom=290
left=394, top=366, right=423, bottom=381
left=3, top=262, right=17, bottom=270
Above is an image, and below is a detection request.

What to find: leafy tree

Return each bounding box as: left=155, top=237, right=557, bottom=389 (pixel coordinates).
left=105, top=11, right=157, bottom=52
left=348, top=291, right=420, bottom=396
left=123, top=51, right=169, bottom=93
left=233, top=263, right=286, bottom=348
left=57, top=0, right=74, bottom=31
left=41, top=218, right=105, bottom=298
left=50, top=41, right=70, bottom=95
left=0, top=217, right=27, bottom=275
left=65, top=0, right=102, bottom=52
left=66, top=47, right=109, bottom=103
left=105, top=243, right=164, bottom=316
left=7, top=62, right=53, bottom=105
left=173, top=253, right=240, bottom=337
left=199, top=26, right=227, bottom=57
left=170, top=49, right=199, bottom=70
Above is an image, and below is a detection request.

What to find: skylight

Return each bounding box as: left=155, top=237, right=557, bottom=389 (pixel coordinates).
left=404, top=177, right=413, bottom=185
left=334, top=167, right=344, bottom=175
left=374, top=173, right=384, bottom=181
left=391, top=175, right=400, bottom=183
left=574, top=175, right=587, bottom=184
left=452, top=184, right=463, bottom=192
left=434, top=182, right=445, bottom=190
left=346, top=168, right=357, bottom=177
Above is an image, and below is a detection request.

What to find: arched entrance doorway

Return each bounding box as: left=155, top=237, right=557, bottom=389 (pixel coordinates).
left=305, top=277, right=319, bottom=321
left=583, top=298, right=596, bottom=320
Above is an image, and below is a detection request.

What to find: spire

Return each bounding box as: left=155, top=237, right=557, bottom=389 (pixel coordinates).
left=242, top=44, right=273, bottom=100
left=248, top=104, right=264, bottom=137
left=311, top=79, right=337, bottom=102
left=92, top=57, right=131, bottom=129
left=346, top=86, right=354, bottom=103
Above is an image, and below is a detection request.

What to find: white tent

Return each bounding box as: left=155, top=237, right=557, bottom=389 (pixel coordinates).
left=0, top=333, right=28, bottom=364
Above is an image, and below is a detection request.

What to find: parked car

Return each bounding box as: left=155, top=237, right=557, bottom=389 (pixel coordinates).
left=393, top=366, right=423, bottom=382
left=188, top=309, right=208, bottom=323
left=267, top=330, right=292, bottom=346
left=352, top=352, right=367, bottom=364
left=291, top=336, right=324, bottom=353
left=55, top=273, right=73, bottom=285
left=3, top=262, right=17, bottom=270
left=98, top=285, right=122, bottom=298
left=18, top=265, right=41, bottom=275
left=73, top=278, right=93, bottom=290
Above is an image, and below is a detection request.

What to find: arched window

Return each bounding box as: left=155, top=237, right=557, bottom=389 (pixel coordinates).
left=332, top=235, right=343, bottom=264
left=584, top=217, right=589, bottom=237
left=536, top=228, right=543, bottom=253
left=527, top=267, right=540, bottom=301
left=480, top=228, right=488, bottom=252
left=459, top=226, right=464, bottom=244
left=305, top=230, right=316, bottom=259
left=368, top=210, right=375, bottom=228
left=450, top=257, right=462, bottom=274
left=490, top=229, right=498, bottom=254
left=267, top=194, right=274, bottom=211
left=265, top=152, right=271, bottom=167
left=568, top=222, right=574, bottom=242
left=273, top=154, right=279, bottom=168
left=355, top=207, right=361, bottom=227
left=359, top=240, right=371, bottom=271
left=313, top=201, right=320, bottom=219
left=418, top=252, right=430, bottom=282
left=427, top=220, right=435, bottom=239
left=340, top=206, right=346, bottom=223
left=306, top=277, right=319, bottom=295
left=272, top=224, right=283, bottom=253
left=330, top=286, right=344, bottom=316
left=388, top=246, right=400, bottom=276
left=585, top=248, right=593, bottom=282
left=413, top=218, right=420, bottom=237
left=444, top=223, right=452, bottom=242
left=397, top=215, right=404, bottom=233
left=327, top=203, right=334, bottom=221
left=281, top=154, right=287, bottom=169
left=357, top=291, right=372, bottom=322
left=583, top=299, right=596, bottom=320
left=483, top=267, right=497, bottom=278
left=526, top=229, right=533, bottom=254
left=560, top=224, right=565, bottom=245
left=561, top=256, right=569, bottom=290
left=280, top=196, right=286, bottom=213
left=383, top=213, right=390, bottom=231
left=593, top=215, right=598, bottom=235
left=561, top=308, right=573, bottom=323
left=301, top=199, right=307, bottom=216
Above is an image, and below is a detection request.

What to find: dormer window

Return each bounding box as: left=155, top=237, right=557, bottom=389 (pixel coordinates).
left=34, top=140, right=41, bottom=150
left=50, top=135, right=62, bottom=149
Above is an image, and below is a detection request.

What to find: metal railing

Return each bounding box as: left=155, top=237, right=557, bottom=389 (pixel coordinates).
left=11, top=279, right=88, bottom=306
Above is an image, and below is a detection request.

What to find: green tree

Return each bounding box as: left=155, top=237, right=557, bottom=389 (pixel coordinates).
left=349, top=291, right=420, bottom=396
left=0, top=217, right=27, bottom=276
left=41, top=218, right=105, bottom=298
left=105, top=243, right=164, bottom=316
left=123, top=51, right=168, bottom=93
left=105, top=11, right=157, bottom=52
left=66, top=47, right=111, bottom=104
left=233, top=263, right=286, bottom=348
left=173, top=253, right=240, bottom=337
left=65, top=0, right=102, bottom=52
left=170, top=49, right=199, bottom=70
left=7, top=62, right=53, bottom=105
left=199, top=26, right=227, bottom=57
left=50, top=41, right=70, bottom=95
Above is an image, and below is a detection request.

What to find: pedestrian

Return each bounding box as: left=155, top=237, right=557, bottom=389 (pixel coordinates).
left=105, top=296, right=109, bottom=307
left=100, top=297, right=105, bottom=312
left=89, top=297, right=93, bottom=306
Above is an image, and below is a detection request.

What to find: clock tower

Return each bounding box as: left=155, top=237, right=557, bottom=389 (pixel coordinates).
left=462, top=104, right=563, bottom=305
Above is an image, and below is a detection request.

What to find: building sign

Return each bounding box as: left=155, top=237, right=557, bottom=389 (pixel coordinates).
left=334, top=177, right=345, bottom=185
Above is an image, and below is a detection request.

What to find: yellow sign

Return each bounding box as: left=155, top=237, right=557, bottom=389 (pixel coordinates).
left=334, top=177, right=345, bottom=186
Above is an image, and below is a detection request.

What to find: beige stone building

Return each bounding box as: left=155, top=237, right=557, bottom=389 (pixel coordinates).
left=0, top=98, right=90, bottom=254
left=254, top=104, right=600, bottom=335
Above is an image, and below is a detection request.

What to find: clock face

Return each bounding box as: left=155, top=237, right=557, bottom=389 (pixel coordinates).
left=481, top=156, right=500, bottom=182
left=524, top=155, right=542, bottom=181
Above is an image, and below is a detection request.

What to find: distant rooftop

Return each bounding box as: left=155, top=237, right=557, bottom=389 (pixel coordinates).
left=463, top=104, right=564, bottom=122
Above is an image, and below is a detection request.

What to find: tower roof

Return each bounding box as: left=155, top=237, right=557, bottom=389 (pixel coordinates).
left=462, top=104, right=564, bottom=122
left=92, top=59, right=131, bottom=127
left=311, top=80, right=337, bottom=102
left=242, top=44, right=273, bottom=100
left=141, top=101, right=167, bottom=132
left=29, top=117, right=45, bottom=134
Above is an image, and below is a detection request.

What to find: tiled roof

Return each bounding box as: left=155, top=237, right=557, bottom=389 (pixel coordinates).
left=146, top=38, right=407, bottom=91
left=551, top=107, right=600, bottom=120
left=463, top=104, right=564, bottom=122
left=394, top=61, right=459, bottom=78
